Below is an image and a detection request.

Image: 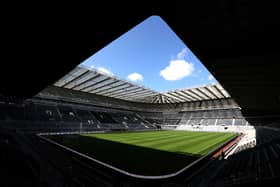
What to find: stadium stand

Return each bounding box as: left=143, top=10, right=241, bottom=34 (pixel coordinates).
left=0, top=85, right=260, bottom=187
left=0, top=86, right=246, bottom=134
left=186, top=126, right=280, bottom=187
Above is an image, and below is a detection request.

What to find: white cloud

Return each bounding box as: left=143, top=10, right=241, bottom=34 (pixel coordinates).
left=97, top=67, right=113, bottom=76
left=176, top=48, right=188, bottom=59
left=160, top=59, right=194, bottom=81
left=208, top=75, right=214, bottom=81
left=127, top=72, right=143, bottom=82
left=90, top=65, right=95, bottom=69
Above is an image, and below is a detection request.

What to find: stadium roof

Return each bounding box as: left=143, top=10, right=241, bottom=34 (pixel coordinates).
left=54, top=66, right=231, bottom=104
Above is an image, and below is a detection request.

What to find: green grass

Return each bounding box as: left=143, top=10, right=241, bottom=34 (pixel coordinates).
left=48, top=130, right=236, bottom=175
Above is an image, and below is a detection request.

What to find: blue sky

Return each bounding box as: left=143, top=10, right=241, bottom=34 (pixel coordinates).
left=80, top=16, right=217, bottom=92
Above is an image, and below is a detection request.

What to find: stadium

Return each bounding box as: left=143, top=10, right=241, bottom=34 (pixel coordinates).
left=1, top=1, right=280, bottom=187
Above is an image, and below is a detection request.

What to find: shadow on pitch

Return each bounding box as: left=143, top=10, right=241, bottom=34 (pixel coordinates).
left=49, top=134, right=201, bottom=176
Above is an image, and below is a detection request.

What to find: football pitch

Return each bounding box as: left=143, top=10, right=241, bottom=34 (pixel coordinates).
left=48, top=130, right=236, bottom=175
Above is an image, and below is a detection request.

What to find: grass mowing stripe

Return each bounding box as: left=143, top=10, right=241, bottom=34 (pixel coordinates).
left=108, top=132, right=223, bottom=155
left=88, top=130, right=204, bottom=145
left=83, top=131, right=236, bottom=156
left=196, top=134, right=236, bottom=155
left=162, top=133, right=221, bottom=151
left=87, top=131, right=173, bottom=142
left=90, top=130, right=171, bottom=138
left=122, top=132, right=200, bottom=145
left=138, top=132, right=211, bottom=148
left=116, top=132, right=179, bottom=140
left=49, top=130, right=236, bottom=175
left=132, top=131, right=212, bottom=145
left=124, top=131, right=206, bottom=148
left=189, top=133, right=234, bottom=154
left=88, top=133, right=179, bottom=144
left=89, top=130, right=207, bottom=139
left=184, top=133, right=227, bottom=152
left=123, top=134, right=180, bottom=144
left=157, top=132, right=222, bottom=152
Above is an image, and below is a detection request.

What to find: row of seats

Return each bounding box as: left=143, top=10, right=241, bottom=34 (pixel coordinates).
left=0, top=128, right=41, bottom=186
left=189, top=127, right=280, bottom=186
left=0, top=101, right=156, bottom=133
left=0, top=127, right=117, bottom=187
left=156, top=118, right=246, bottom=126
left=212, top=141, right=280, bottom=186
left=139, top=109, right=246, bottom=126
left=255, top=126, right=280, bottom=145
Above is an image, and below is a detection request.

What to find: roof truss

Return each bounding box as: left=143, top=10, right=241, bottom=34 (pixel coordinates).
left=53, top=66, right=231, bottom=104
